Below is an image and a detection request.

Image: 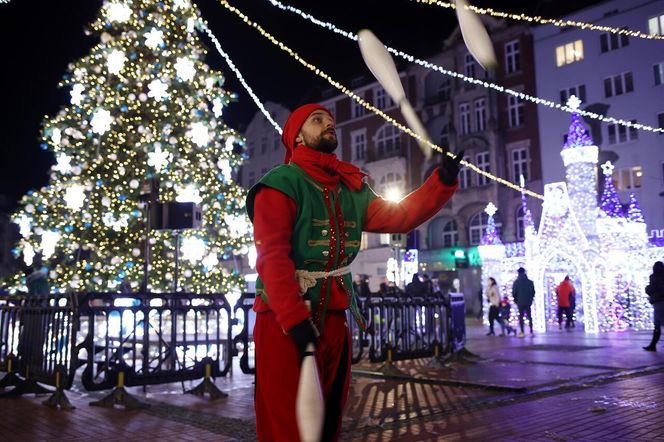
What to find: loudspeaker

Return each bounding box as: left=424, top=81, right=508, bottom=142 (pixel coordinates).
left=153, top=202, right=202, bottom=230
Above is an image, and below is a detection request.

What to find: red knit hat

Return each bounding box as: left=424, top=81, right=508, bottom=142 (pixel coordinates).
left=281, top=103, right=333, bottom=163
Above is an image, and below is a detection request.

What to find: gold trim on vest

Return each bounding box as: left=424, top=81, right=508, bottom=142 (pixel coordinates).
left=307, top=239, right=330, bottom=246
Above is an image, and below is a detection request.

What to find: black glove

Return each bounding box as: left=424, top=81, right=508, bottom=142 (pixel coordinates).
left=438, top=150, right=464, bottom=186
left=289, top=318, right=319, bottom=361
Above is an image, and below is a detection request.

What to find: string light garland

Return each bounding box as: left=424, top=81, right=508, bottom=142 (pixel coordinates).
left=414, top=0, right=664, bottom=41
left=216, top=0, right=544, bottom=199
left=264, top=0, right=664, bottom=135
left=197, top=20, right=283, bottom=135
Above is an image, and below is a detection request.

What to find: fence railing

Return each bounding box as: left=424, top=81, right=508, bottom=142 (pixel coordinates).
left=0, top=291, right=464, bottom=407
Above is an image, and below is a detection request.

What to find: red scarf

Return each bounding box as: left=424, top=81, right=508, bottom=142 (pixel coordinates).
left=290, top=146, right=367, bottom=191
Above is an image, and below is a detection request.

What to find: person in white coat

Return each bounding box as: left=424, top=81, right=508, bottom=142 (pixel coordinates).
left=486, top=277, right=501, bottom=336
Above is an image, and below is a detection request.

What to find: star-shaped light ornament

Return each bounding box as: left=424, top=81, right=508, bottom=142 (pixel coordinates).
left=50, top=128, right=62, bottom=145
left=70, top=84, right=85, bottom=106
left=566, top=95, right=582, bottom=111
left=519, top=174, right=526, bottom=189
left=217, top=159, right=232, bottom=182
left=22, top=242, right=35, bottom=266
left=54, top=153, right=73, bottom=174
left=144, top=27, right=164, bottom=49
left=16, top=215, right=32, bottom=238
left=601, top=161, right=615, bottom=177
left=147, top=79, right=169, bottom=101
left=106, top=2, right=132, bottom=23
left=174, top=57, right=196, bottom=81
left=187, top=17, right=196, bottom=33
left=41, top=231, right=61, bottom=260
left=224, top=136, right=236, bottom=152
left=484, top=202, right=498, bottom=217
left=176, top=184, right=202, bottom=204
left=106, top=49, right=127, bottom=75
left=181, top=237, right=206, bottom=263
left=64, top=184, right=87, bottom=211
left=188, top=122, right=210, bottom=147
left=147, top=145, right=172, bottom=172
left=91, top=109, right=113, bottom=135
left=212, top=97, right=223, bottom=117
left=173, top=0, right=191, bottom=10
left=225, top=214, right=249, bottom=239
left=202, top=252, right=219, bottom=269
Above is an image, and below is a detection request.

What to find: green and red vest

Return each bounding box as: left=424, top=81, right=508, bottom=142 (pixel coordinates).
left=246, top=163, right=375, bottom=330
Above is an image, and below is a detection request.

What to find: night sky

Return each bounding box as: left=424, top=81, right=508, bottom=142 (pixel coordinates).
left=0, top=0, right=603, bottom=211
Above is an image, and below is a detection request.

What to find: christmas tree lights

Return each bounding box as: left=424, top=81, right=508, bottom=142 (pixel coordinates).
left=8, top=0, right=252, bottom=294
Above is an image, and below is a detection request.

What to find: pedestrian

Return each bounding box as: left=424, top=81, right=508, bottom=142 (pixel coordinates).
left=421, top=273, right=434, bottom=296
left=25, top=259, right=49, bottom=296
left=246, top=103, right=462, bottom=441
left=555, top=276, right=574, bottom=330
left=406, top=273, right=427, bottom=297
left=485, top=277, right=500, bottom=336
left=644, top=261, right=664, bottom=352
left=499, top=296, right=517, bottom=336
left=512, top=267, right=535, bottom=337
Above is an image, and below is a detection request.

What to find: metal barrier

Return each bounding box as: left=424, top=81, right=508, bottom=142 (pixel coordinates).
left=0, top=294, right=78, bottom=408
left=365, top=295, right=449, bottom=364
left=232, top=292, right=256, bottom=374
left=77, top=292, right=233, bottom=405
left=0, top=290, right=466, bottom=408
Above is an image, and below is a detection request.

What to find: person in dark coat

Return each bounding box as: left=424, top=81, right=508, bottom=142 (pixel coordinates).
left=644, top=261, right=664, bottom=351
left=406, top=274, right=427, bottom=298
left=512, top=267, right=535, bottom=337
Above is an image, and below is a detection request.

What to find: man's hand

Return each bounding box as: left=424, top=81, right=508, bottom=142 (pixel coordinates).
left=438, top=150, right=464, bottom=186
left=290, top=318, right=319, bottom=361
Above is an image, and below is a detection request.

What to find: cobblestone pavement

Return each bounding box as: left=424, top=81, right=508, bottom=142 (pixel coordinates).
left=1, top=322, right=663, bottom=441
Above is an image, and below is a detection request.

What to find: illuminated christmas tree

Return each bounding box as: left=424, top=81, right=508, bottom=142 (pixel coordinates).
left=480, top=202, right=502, bottom=246
left=599, top=161, right=624, bottom=218
left=626, top=193, right=645, bottom=224
left=8, top=0, right=251, bottom=293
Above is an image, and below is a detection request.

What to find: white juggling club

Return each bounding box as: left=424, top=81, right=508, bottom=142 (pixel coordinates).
left=296, top=343, right=324, bottom=442
left=358, top=29, right=433, bottom=160
left=455, top=0, right=497, bottom=71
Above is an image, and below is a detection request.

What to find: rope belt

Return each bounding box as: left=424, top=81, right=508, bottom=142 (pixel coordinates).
left=295, top=266, right=351, bottom=295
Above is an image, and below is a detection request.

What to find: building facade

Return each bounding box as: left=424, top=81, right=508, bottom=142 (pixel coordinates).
left=532, top=0, right=664, bottom=236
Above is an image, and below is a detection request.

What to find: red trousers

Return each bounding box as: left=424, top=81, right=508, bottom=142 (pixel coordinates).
left=254, top=310, right=351, bottom=442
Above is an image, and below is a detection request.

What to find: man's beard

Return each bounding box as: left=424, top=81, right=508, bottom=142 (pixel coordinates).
left=306, top=132, right=337, bottom=153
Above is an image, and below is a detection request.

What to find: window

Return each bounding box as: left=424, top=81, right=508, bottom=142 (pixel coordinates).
left=379, top=172, right=403, bottom=195
left=459, top=155, right=471, bottom=189
left=458, top=103, right=471, bottom=135
left=508, top=95, right=524, bottom=127
left=438, top=78, right=451, bottom=101
left=556, top=40, right=584, bottom=67
left=516, top=206, right=527, bottom=241
left=658, top=112, right=664, bottom=131
left=439, top=123, right=450, bottom=148
left=476, top=151, right=490, bottom=186
left=505, top=40, right=521, bottom=74
left=560, top=84, right=587, bottom=104
left=648, top=15, right=664, bottom=36
left=352, top=98, right=365, bottom=118
left=613, top=166, right=642, bottom=190
left=351, top=130, right=366, bottom=161
left=464, top=53, right=475, bottom=78
left=260, top=136, right=267, bottom=154
left=442, top=220, right=459, bottom=248
left=474, top=98, right=487, bottom=132
left=600, top=32, right=629, bottom=53
left=273, top=132, right=280, bottom=150
left=655, top=62, right=664, bottom=86
left=604, top=72, right=634, bottom=98
left=607, top=121, right=638, bottom=144
left=376, top=125, right=401, bottom=156
left=511, top=147, right=529, bottom=182
left=374, top=87, right=394, bottom=110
